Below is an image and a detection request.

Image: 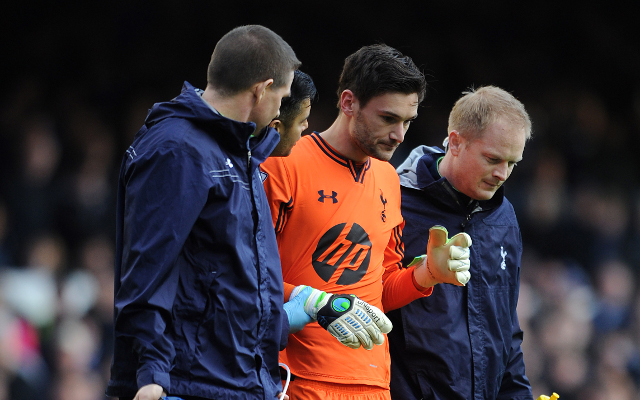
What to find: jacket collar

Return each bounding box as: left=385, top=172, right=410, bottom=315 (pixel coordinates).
left=144, top=81, right=279, bottom=161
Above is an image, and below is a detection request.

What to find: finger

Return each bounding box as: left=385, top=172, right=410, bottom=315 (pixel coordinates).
left=448, top=259, right=470, bottom=272
left=448, top=232, right=472, bottom=248
left=449, top=245, right=470, bottom=260
left=342, top=335, right=361, bottom=349
left=327, top=325, right=361, bottom=349
left=346, top=341, right=361, bottom=349
left=449, top=232, right=472, bottom=247
left=354, top=329, right=374, bottom=350
left=355, top=301, right=392, bottom=333
left=372, top=312, right=393, bottom=334
left=293, top=286, right=312, bottom=301
left=456, top=271, right=471, bottom=285
left=428, top=225, right=448, bottom=248
left=365, top=325, right=385, bottom=346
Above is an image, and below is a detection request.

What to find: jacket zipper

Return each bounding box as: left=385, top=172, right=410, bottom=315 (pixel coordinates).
left=460, top=201, right=482, bottom=230
left=461, top=213, right=473, bottom=230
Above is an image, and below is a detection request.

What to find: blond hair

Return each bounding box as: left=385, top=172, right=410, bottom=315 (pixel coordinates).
left=448, top=86, right=532, bottom=141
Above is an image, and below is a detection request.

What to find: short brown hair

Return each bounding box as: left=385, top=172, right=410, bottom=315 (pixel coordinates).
left=207, top=25, right=301, bottom=95
left=448, top=86, right=532, bottom=141
left=337, top=44, right=427, bottom=108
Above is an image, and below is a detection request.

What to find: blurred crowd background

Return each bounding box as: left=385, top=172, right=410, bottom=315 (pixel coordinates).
left=1, top=2, right=639, bottom=399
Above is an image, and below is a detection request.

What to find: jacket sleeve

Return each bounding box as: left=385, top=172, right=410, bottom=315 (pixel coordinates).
left=116, top=146, right=208, bottom=392
left=381, top=221, right=432, bottom=312
left=496, top=313, right=533, bottom=399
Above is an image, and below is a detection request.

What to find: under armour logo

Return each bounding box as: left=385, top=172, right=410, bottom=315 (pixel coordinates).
left=500, top=246, right=507, bottom=270
left=225, top=158, right=234, bottom=169
left=318, top=190, right=338, bottom=203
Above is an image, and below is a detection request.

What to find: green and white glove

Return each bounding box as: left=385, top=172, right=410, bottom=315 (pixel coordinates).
left=290, top=285, right=393, bottom=350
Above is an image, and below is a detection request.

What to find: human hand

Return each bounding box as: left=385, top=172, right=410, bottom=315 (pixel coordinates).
left=413, top=226, right=472, bottom=287
left=283, top=286, right=314, bottom=333
left=133, top=383, right=166, bottom=400
left=290, top=285, right=392, bottom=350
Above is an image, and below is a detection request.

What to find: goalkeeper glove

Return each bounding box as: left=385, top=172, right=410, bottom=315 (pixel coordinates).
left=412, top=225, right=472, bottom=287
left=290, top=285, right=392, bottom=350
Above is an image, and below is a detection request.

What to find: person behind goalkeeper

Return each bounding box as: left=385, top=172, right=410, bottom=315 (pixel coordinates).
left=260, top=44, right=473, bottom=400
left=387, top=86, right=534, bottom=399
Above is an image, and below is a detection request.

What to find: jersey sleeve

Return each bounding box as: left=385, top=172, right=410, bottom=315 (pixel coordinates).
left=382, top=220, right=432, bottom=312
left=261, top=157, right=296, bottom=302
left=261, top=157, right=294, bottom=234
left=283, top=282, right=296, bottom=301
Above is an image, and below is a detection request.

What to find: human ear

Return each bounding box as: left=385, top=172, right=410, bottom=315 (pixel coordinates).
left=339, top=90, right=356, bottom=116
left=254, top=79, right=275, bottom=103
left=269, top=119, right=283, bottom=133
left=448, top=131, right=462, bottom=156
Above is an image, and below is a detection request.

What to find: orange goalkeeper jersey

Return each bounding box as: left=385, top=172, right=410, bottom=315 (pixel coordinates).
left=261, top=133, right=431, bottom=388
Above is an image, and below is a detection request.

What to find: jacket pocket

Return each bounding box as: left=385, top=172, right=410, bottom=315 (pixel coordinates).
left=170, top=254, right=217, bottom=376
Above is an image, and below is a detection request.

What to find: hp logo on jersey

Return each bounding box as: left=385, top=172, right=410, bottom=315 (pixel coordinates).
left=312, top=222, right=371, bottom=285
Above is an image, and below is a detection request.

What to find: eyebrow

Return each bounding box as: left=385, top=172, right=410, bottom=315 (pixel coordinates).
left=381, top=110, right=418, bottom=121
left=486, top=153, right=523, bottom=163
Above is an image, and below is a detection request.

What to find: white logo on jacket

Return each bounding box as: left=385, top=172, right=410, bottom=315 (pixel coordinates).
left=126, top=146, right=137, bottom=160
left=209, top=158, right=249, bottom=191
left=500, top=246, right=507, bottom=270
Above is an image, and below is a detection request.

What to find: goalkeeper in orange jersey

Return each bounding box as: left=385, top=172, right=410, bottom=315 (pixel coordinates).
left=261, top=44, right=472, bottom=400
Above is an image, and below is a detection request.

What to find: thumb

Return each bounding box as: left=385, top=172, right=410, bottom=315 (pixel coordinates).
left=428, top=225, right=448, bottom=249
left=291, top=286, right=313, bottom=305
left=448, top=232, right=472, bottom=248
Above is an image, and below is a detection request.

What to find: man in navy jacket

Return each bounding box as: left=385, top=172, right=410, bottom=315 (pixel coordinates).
left=388, top=86, right=534, bottom=400
left=106, top=25, right=304, bottom=400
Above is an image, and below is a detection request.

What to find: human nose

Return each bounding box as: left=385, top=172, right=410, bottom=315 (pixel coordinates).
left=390, top=123, right=406, bottom=143
left=493, top=163, right=509, bottom=181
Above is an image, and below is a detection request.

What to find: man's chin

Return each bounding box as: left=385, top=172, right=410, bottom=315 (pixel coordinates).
left=476, top=188, right=498, bottom=201
left=371, top=147, right=397, bottom=161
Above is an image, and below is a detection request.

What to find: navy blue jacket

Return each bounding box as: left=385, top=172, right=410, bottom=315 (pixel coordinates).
left=106, top=82, right=288, bottom=400
left=387, top=146, right=532, bottom=400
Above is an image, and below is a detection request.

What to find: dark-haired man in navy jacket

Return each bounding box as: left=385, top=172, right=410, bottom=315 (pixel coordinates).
left=107, top=25, right=303, bottom=400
